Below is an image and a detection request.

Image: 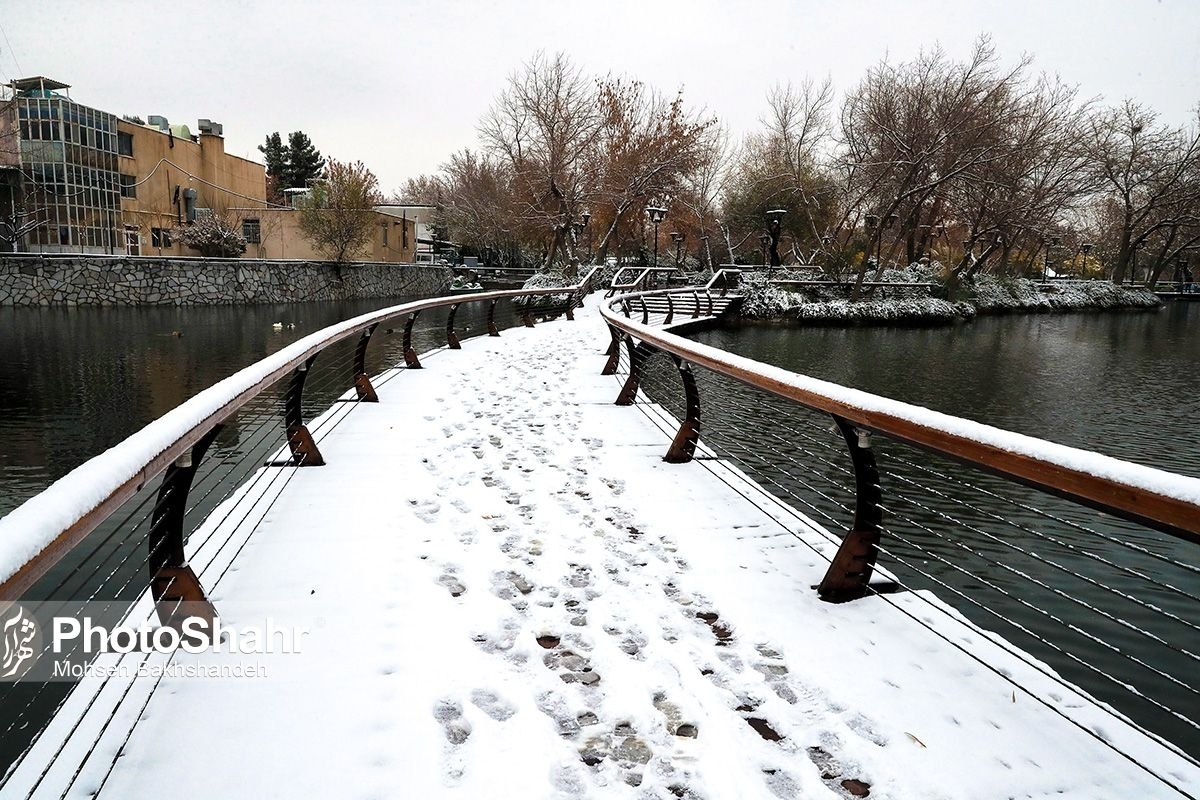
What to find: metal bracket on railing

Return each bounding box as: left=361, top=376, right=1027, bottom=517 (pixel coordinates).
left=664, top=293, right=675, bottom=326
left=638, top=296, right=649, bottom=325
left=663, top=356, right=700, bottom=463
left=403, top=311, right=423, bottom=369
left=691, top=289, right=701, bottom=319
left=447, top=303, right=462, bottom=349
left=705, top=291, right=714, bottom=317
left=149, top=425, right=222, bottom=632
left=602, top=325, right=622, bottom=375
left=616, top=340, right=652, bottom=405
left=353, top=323, right=380, bottom=402
left=283, top=355, right=326, bottom=467
left=818, top=415, right=884, bottom=602
left=487, top=299, right=501, bottom=337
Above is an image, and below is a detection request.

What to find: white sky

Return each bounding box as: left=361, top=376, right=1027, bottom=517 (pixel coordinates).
left=3, top=0, right=1199, bottom=193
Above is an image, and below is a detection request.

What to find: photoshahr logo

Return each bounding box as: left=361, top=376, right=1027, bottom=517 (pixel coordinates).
left=1, top=603, right=42, bottom=681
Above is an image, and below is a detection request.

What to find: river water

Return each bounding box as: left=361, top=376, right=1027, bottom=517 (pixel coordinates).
left=692, top=301, right=1200, bottom=478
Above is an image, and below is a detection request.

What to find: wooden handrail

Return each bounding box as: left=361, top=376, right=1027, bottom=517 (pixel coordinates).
left=0, top=270, right=601, bottom=598
left=600, top=289, right=1200, bottom=544
left=607, top=267, right=685, bottom=297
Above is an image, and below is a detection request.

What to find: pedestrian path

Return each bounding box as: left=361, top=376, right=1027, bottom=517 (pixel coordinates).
left=7, top=304, right=1197, bottom=800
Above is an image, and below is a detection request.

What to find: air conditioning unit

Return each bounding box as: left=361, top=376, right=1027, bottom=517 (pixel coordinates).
left=197, top=119, right=224, bottom=136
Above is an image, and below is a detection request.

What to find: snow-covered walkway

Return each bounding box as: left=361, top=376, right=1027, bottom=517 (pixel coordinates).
left=9, top=303, right=1197, bottom=799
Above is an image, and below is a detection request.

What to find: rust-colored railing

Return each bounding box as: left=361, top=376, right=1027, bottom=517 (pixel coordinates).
left=600, top=286, right=1200, bottom=593
left=0, top=268, right=601, bottom=605
left=597, top=284, right=1200, bottom=773
left=605, top=266, right=687, bottom=297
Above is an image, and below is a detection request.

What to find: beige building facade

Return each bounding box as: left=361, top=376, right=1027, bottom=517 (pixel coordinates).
left=1, top=77, right=415, bottom=263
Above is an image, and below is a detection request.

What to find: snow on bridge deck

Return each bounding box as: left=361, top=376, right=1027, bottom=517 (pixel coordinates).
left=9, top=304, right=1197, bottom=800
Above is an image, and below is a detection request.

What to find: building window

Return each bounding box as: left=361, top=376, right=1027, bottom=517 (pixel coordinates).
left=151, top=228, right=172, bottom=248
left=119, top=174, right=137, bottom=198
left=58, top=226, right=71, bottom=246
left=118, top=131, right=133, bottom=157
left=242, top=218, right=261, bottom=243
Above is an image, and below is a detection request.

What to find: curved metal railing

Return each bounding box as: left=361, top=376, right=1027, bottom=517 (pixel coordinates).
left=0, top=268, right=601, bottom=784
left=0, top=267, right=600, bottom=601
left=598, top=285, right=1200, bottom=786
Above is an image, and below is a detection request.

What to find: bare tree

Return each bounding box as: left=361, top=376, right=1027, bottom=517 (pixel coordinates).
left=1084, top=101, right=1200, bottom=284
left=587, top=78, right=718, bottom=265
left=837, top=38, right=1032, bottom=294
left=479, top=51, right=602, bottom=272
left=297, top=158, right=383, bottom=263
left=722, top=78, right=839, bottom=266
left=947, top=77, right=1095, bottom=278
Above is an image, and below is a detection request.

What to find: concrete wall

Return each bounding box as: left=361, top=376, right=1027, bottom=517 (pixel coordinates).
left=0, top=255, right=452, bottom=306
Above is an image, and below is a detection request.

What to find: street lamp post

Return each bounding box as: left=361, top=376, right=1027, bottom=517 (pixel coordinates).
left=864, top=214, right=879, bottom=270
left=766, top=209, right=786, bottom=277
left=646, top=206, right=667, bottom=268
left=669, top=231, right=686, bottom=267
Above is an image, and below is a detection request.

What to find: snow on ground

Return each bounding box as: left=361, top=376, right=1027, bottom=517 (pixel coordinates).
left=6, top=303, right=1198, bottom=800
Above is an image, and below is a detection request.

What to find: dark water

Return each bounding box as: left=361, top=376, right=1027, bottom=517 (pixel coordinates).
left=694, top=303, right=1200, bottom=476
left=0, top=297, right=467, bottom=519
left=688, top=302, right=1200, bottom=760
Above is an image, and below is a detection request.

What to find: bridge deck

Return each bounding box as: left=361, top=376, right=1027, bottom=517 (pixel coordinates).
left=9, top=304, right=1196, bottom=799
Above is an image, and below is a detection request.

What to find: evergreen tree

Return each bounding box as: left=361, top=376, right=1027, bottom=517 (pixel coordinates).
left=284, top=131, right=325, bottom=190
left=258, top=132, right=286, bottom=180
left=258, top=132, right=287, bottom=204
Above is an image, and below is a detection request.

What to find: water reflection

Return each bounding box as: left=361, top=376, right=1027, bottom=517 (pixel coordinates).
left=0, top=298, right=470, bottom=519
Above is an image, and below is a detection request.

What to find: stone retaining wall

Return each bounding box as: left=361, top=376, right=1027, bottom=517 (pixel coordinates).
left=0, top=255, right=453, bottom=306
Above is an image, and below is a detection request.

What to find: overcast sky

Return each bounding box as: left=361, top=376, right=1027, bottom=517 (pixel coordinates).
left=4, top=0, right=1199, bottom=193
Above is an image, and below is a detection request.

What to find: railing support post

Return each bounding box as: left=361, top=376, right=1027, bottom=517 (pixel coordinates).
left=691, top=289, right=701, bottom=319
left=403, top=311, right=423, bottom=368
left=663, top=356, right=700, bottom=463
left=284, top=355, right=326, bottom=467
left=521, top=298, right=535, bottom=327
left=818, top=415, right=883, bottom=602
left=149, top=425, right=222, bottom=631
left=638, top=296, right=649, bottom=325
left=487, top=299, right=501, bottom=337
left=664, top=293, right=675, bottom=326
left=602, top=325, right=622, bottom=375
left=615, top=340, right=651, bottom=405
left=353, top=323, right=380, bottom=402
left=446, top=303, right=462, bottom=349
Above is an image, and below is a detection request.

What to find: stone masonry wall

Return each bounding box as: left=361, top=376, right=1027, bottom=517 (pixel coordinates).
left=0, top=256, right=453, bottom=306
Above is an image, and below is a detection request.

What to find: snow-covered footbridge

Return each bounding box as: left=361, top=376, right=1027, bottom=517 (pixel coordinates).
left=1, top=269, right=1197, bottom=799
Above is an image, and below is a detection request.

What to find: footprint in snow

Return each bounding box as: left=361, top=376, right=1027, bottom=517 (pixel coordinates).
left=433, top=699, right=472, bottom=744
left=470, top=688, right=517, bottom=722
left=409, top=499, right=441, bottom=523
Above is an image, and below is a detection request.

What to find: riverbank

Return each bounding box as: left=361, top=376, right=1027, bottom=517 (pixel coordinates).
left=0, top=255, right=452, bottom=306
left=737, top=267, right=1161, bottom=325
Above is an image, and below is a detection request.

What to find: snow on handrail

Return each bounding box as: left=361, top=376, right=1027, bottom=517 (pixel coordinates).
left=0, top=269, right=601, bottom=597
left=600, top=288, right=1200, bottom=543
